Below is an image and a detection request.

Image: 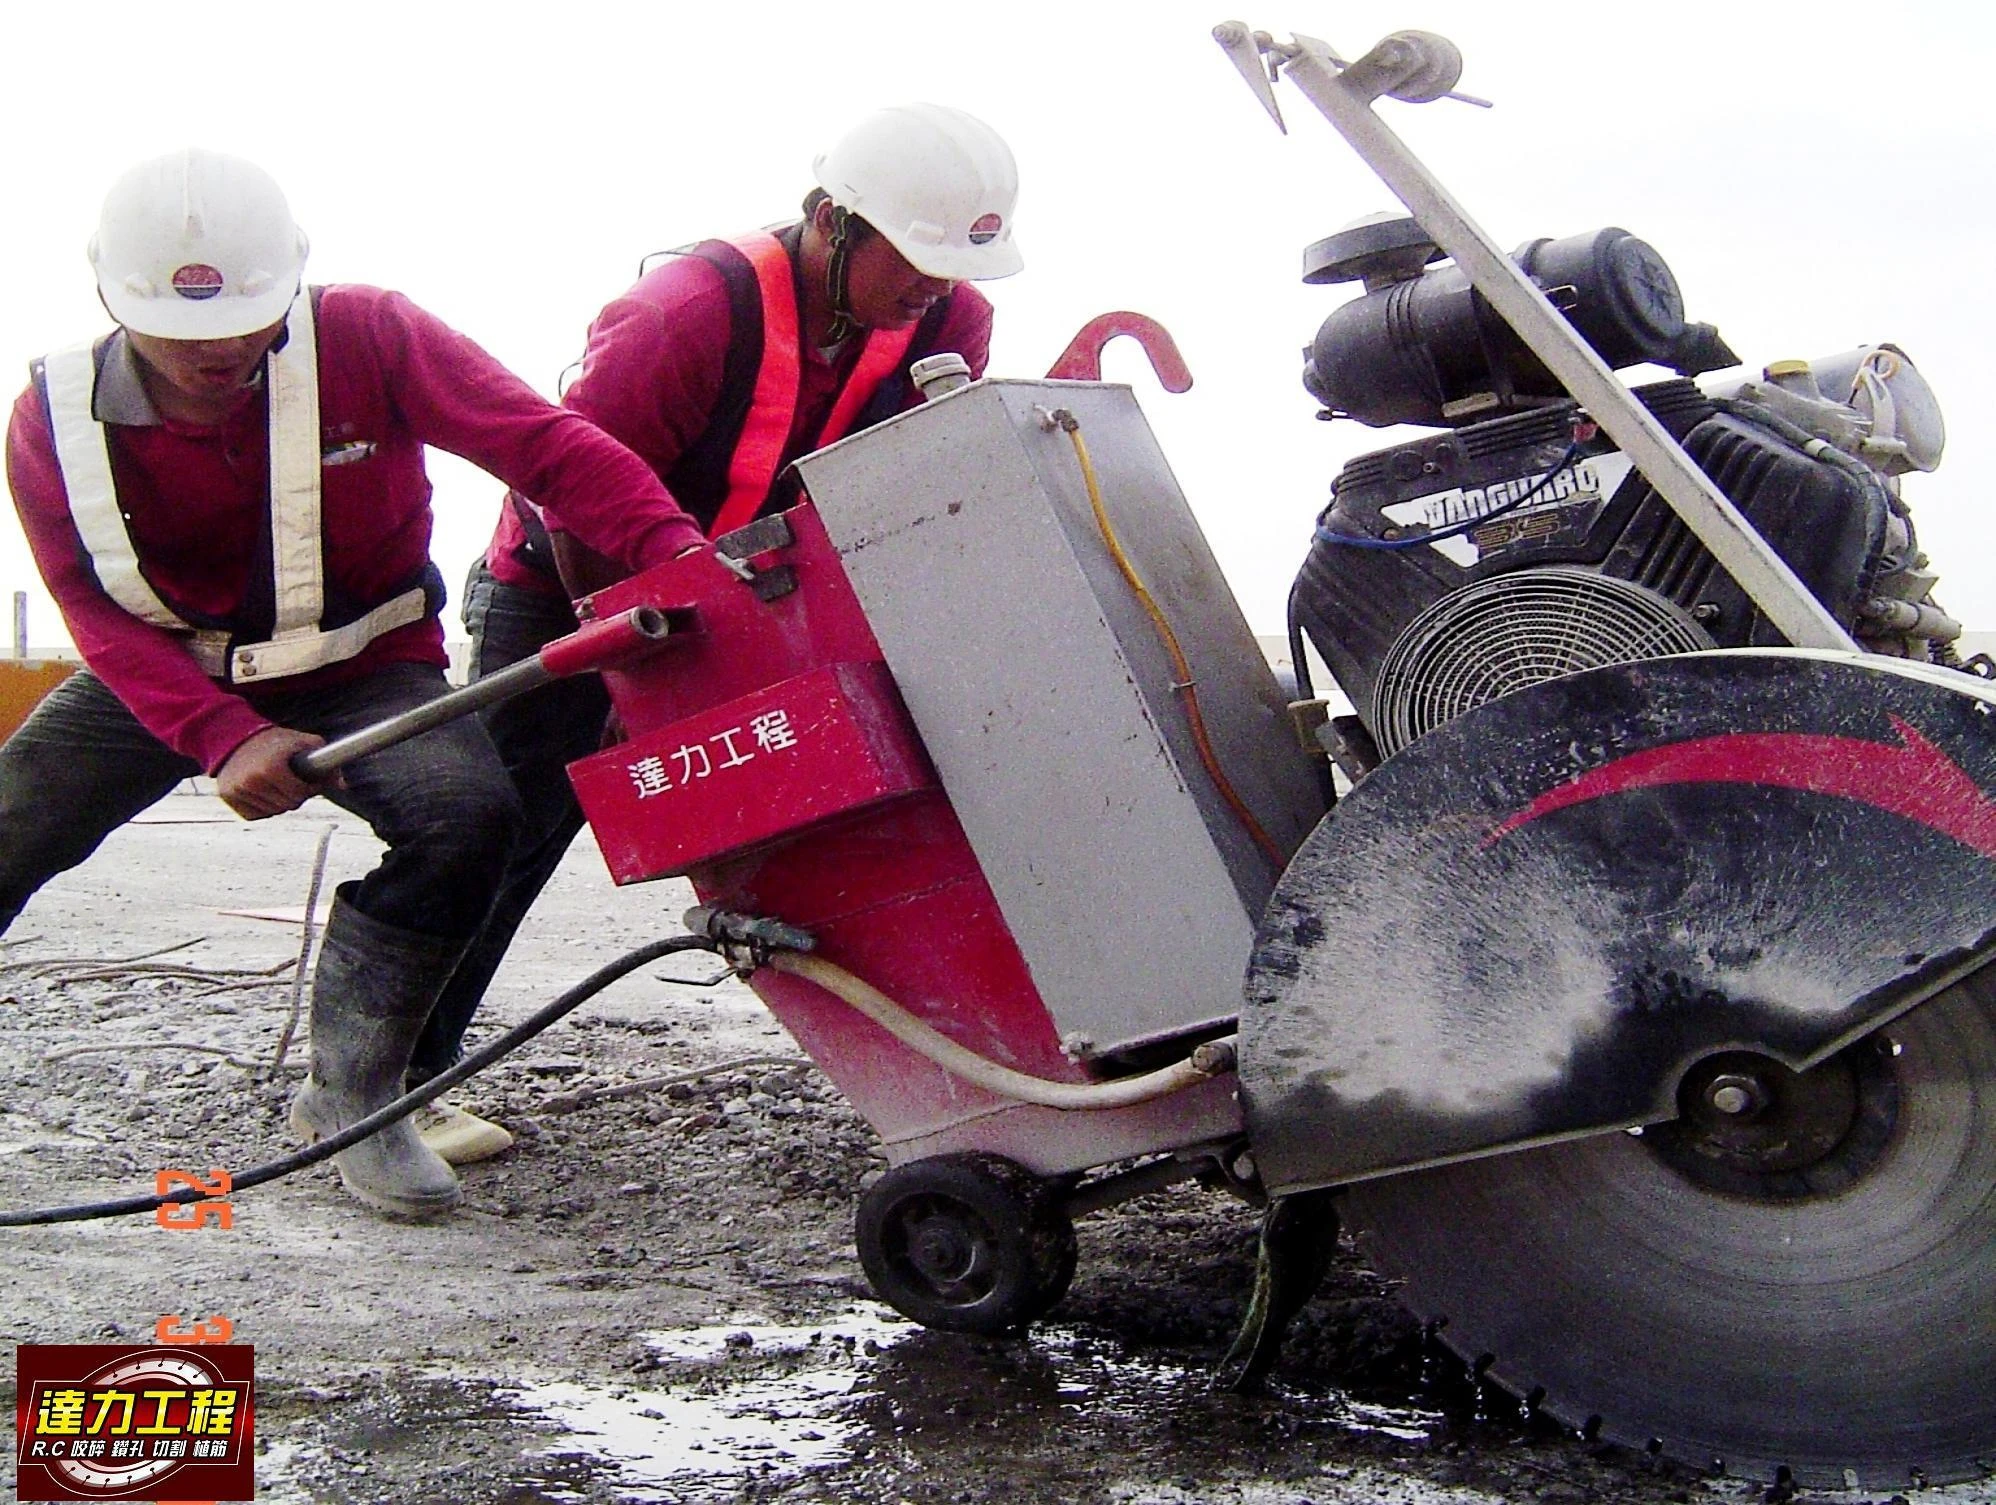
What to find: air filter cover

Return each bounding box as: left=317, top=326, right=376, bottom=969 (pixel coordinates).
left=1370, top=566, right=1714, bottom=755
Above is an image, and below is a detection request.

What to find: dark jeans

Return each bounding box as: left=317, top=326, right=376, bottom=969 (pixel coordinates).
left=408, top=565, right=608, bottom=1082
left=0, top=662, right=523, bottom=942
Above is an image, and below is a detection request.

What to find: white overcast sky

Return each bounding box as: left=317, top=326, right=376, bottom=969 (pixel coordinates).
left=3, top=0, right=1992, bottom=649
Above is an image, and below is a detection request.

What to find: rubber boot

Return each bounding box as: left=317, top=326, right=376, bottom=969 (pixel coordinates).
left=288, top=888, right=464, bottom=1220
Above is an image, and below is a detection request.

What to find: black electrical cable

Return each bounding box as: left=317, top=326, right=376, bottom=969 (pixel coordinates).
left=1284, top=575, right=1316, bottom=703
left=0, top=933, right=717, bottom=1228
left=1313, top=441, right=1584, bottom=552
left=1282, top=573, right=1340, bottom=810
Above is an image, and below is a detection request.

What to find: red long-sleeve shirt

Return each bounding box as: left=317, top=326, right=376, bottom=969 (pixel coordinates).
left=484, top=243, right=993, bottom=591
left=6, top=284, right=707, bottom=774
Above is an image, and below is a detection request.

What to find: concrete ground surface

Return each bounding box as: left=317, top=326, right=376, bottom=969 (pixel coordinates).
left=2, top=790, right=1992, bottom=1505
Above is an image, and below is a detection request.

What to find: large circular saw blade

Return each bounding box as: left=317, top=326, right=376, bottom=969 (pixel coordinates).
left=1342, top=970, right=1996, bottom=1489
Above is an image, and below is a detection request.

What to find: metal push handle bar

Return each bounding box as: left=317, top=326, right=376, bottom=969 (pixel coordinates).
left=1216, top=22, right=1857, bottom=652
left=290, top=605, right=675, bottom=781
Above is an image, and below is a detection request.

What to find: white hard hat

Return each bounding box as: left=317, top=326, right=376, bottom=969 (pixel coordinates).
left=813, top=104, right=1022, bottom=282
left=89, top=148, right=309, bottom=339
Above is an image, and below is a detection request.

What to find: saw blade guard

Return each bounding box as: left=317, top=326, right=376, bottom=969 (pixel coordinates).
left=1241, top=648, right=1996, bottom=1192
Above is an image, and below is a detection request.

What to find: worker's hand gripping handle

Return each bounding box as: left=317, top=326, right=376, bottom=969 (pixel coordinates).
left=288, top=605, right=677, bottom=782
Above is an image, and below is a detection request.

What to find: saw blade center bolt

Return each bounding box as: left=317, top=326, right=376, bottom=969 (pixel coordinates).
left=1647, top=1042, right=1899, bottom=1201
left=1703, top=1073, right=1768, bottom=1117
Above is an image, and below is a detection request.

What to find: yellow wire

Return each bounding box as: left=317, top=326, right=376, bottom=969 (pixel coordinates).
left=1061, top=417, right=1287, bottom=870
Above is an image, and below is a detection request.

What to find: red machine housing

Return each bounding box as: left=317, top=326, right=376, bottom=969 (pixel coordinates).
left=571, top=505, right=1243, bottom=1173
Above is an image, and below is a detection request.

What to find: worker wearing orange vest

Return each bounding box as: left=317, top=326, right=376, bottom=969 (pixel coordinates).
left=409, top=106, right=1022, bottom=1163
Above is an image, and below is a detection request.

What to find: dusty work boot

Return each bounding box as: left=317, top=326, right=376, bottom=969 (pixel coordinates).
left=288, top=888, right=465, bottom=1219
left=409, top=1090, right=514, bottom=1166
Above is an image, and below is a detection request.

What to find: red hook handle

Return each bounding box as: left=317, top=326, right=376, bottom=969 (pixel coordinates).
left=1046, top=312, right=1194, bottom=392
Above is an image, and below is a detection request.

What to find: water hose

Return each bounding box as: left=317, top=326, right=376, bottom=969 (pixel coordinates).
left=768, top=950, right=1234, bottom=1110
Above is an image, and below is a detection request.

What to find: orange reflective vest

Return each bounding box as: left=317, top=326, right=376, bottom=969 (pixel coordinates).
left=702, top=230, right=920, bottom=539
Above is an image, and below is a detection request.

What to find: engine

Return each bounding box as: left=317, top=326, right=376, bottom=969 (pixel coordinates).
left=1287, top=214, right=1957, bottom=764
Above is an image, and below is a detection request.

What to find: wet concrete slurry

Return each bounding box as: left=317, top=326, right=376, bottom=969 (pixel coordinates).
left=252, top=1308, right=1524, bottom=1505
left=251, top=1303, right=1996, bottom=1505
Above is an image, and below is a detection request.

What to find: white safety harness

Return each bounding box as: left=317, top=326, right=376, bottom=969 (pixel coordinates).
left=40, top=295, right=429, bottom=683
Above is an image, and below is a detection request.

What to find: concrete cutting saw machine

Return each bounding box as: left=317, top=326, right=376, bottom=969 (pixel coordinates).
left=515, top=25, right=1992, bottom=1491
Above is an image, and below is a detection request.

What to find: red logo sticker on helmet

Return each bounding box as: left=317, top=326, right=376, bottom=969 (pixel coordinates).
left=967, top=213, right=1003, bottom=246
left=170, top=264, right=225, bottom=301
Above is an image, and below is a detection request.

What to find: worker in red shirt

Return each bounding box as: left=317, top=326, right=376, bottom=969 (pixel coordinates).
left=0, top=148, right=720, bottom=1219
left=404, top=104, right=1021, bottom=1164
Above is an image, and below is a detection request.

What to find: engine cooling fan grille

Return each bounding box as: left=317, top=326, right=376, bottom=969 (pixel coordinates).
left=1370, top=567, right=1715, bottom=756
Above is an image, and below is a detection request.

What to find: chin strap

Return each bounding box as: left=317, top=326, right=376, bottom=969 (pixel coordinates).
left=823, top=203, right=858, bottom=347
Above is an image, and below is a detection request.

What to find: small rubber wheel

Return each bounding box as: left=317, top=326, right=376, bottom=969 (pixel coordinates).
left=855, top=1152, right=1078, bottom=1334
